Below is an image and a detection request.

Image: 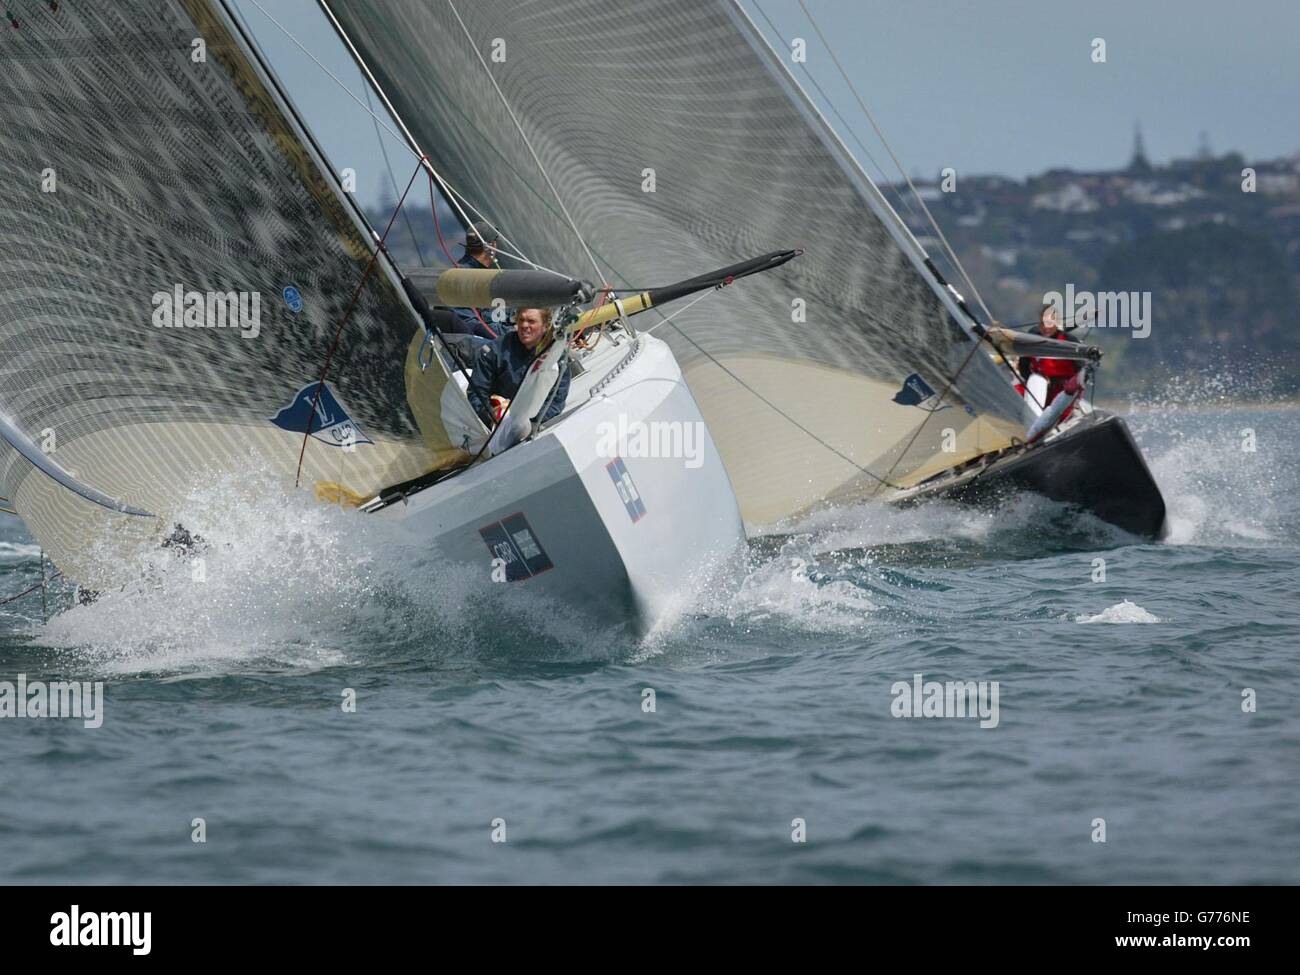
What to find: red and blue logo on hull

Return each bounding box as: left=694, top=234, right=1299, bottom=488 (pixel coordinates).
left=606, top=457, right=646, bottom=523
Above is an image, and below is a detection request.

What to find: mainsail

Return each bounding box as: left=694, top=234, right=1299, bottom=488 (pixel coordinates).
left=0, top=0, right=478, bottom=583
left=320, top=0, right=1028, bottom=524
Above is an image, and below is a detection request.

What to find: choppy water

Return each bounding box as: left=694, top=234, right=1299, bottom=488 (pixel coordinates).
left=1, top=405, right=1297, bottom=884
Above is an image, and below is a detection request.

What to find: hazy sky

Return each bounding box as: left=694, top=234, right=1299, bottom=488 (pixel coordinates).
left=752, top=0, right=1300, bottom=178
left=230, top=0, right=1300, bottom=209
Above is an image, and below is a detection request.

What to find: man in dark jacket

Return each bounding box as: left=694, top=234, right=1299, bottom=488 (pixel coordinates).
left=466, top=307, right=570, bottom=426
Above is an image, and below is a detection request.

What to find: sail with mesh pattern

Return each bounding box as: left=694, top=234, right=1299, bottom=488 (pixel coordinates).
left=320, top=0, right=1026, bottom=524
left=0, top=0, right=479, bottom=583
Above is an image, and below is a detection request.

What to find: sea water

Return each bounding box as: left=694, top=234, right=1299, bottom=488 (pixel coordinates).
left=0, top=405, right=1296, bottom=884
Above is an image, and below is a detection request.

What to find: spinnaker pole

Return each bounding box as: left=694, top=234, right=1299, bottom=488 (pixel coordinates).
left=564, top=249, right=803, bottom=333
left=402, top=250, right=802, bottom=336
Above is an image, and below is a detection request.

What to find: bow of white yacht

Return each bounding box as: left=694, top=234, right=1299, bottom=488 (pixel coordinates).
left=369, top=327, right=746, bottom=638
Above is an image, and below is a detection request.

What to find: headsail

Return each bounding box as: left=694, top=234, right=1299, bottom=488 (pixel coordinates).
left=319, top=0, right=1028, bottom=524
left=0, top=0, right=479, bottom=583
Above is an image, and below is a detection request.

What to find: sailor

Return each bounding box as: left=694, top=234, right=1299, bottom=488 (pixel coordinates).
left=466, top=307, right=570, bottom=426
left=445, top=219, right=504, bottom=340
left=1018, top=303, right=1082, bottom=406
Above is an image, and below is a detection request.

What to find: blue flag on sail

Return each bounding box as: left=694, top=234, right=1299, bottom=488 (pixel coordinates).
left=892, top=373, right=951, bottom=413
left=270, top=382, right=374, bottom=448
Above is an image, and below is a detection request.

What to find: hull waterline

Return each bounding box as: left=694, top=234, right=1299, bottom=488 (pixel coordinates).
left=894, top=413, right=1167, bottom=539
left=374, top=334, right=746, bottom=638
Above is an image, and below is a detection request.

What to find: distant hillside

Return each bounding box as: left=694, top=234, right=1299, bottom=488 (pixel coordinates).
left=897, top=150, right=1300, bottom=397
left=369, top=149, right=1300, bottom=398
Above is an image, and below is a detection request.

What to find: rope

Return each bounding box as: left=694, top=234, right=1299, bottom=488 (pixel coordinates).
left=870, top=317, right=1080, bottom=496
left=434, top=174, right=575, bottom=278
left=746, top=0, right=1062, bottom=486
left=294, top=157, right=425, bottom=489
left=364, top=81, right=427, bottom=266
left=444, top=0, right=608, bottom=285
left=868, top=338, right=988, bottom=497
left=242, top=0, right=410, bottom=153
left=0, top=581, right=44, bottom=606
left=729, top=0, right=1016, bottom=489
left=0, top=570, right=62, bottom=607
left=641, top=290, right=905, bottom=490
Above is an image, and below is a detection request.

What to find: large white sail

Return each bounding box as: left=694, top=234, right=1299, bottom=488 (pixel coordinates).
left=320, top=0, right=1028, bottom=524
left=0, top=0, right=479, bottom=583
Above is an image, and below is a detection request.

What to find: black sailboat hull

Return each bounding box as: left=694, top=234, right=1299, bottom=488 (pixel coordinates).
left=897, top=413, right=1167, bottom=539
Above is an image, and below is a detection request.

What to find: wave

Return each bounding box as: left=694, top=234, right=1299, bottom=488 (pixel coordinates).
left=1076, top=599, right=1161, bottom=624
left=1127, top=403, right=1295, bottom=547
left=7, top=402, right=1292, bottom=673
left=0, top=540, right=43, bottom=562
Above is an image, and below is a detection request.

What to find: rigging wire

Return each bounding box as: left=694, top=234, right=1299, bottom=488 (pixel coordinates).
left=435, top=176, right=565, bottom=274
left=868, top=335, right=988, bottom=497
left=750, top=1, right=976, bottom=301
left=294, top=157, right=425, bottom=489
left=730, top=0, right=1001, bottom=489
left=649, top=299, right=906, bottom=491
left=641, top=290, right=723, bottom=336
left=443, top=0, right=608, bottom=286
left=792, top=0, right=996, bottom=327
left=239, top=0, right=563, bottom=278
left=247, top=0, right=878, bottom=488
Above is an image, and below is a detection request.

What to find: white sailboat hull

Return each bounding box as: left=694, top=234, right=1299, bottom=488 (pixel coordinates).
left=375, top=334, right=745, bottom=637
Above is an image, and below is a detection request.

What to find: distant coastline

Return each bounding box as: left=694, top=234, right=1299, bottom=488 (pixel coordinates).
left=893, top=143, right=1300, bottom=397
left=1098, top=398, right=1300, bottom=413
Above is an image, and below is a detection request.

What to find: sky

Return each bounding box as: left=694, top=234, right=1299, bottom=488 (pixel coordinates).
left=229, top=0, right=1300, bottom=210
left=751, top=0, right=1300, bottom=178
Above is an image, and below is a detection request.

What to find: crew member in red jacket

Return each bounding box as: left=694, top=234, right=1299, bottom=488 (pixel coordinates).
left=1017, top=303, right=1081, bottom=406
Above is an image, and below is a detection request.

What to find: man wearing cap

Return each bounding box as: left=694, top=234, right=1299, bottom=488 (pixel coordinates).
left=446, top=220, right=504, bottom=340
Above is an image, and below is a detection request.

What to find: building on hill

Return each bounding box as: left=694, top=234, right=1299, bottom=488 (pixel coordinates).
left=1031, top=182, right=1098, bottom=213
left=1128, top=122, right=1153, bottom=174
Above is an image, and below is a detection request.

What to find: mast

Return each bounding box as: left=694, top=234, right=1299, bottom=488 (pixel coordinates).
left=214, top=0, right=415, bottom=304
left=314, top=0, right=476, bottom=246
left=212, top=0, right=488, bottom=460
